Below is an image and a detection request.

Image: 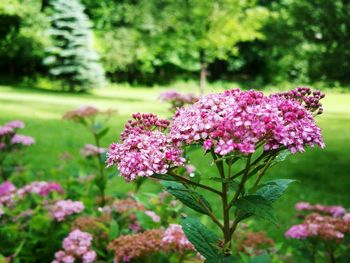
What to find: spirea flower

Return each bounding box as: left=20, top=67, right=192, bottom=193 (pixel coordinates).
left=162, top=224, right=195, bottom=252
left=159, top=90, right=199, bottom=112
left=49, top=200, right=84, bottom=221
left=108, top=229, right=164, bottom=262
left=0, top=181, right=17, bottom=206
left=0, top=126, right=14, bottom=136
left=145, top=210, right=161, bottom=223
left=285, top=213, right=350, bottom=241
left=11, top=134, right=35, bottom=146
left=80, top=144, right=106, bottom=158
left=52, top=229, right=97, bottom=263
left=295, top=202, right=346, bottom=217
left=18, top=181, right=63, bottom=198
left=5, top=120, right=25, bottom=129
left=169, top=88, right=324, bottom=155
left=107, top=114, right=184, bottom=181
left=236, top=231, right=275, bottom=256
left=63, top=106, right=116, bottom=121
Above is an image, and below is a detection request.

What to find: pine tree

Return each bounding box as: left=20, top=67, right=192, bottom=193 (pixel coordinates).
left=44, top=0, right=105, bottom=91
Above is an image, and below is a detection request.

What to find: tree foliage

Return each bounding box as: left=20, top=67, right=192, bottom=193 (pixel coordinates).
left=44, top=0, right=105, bottom=91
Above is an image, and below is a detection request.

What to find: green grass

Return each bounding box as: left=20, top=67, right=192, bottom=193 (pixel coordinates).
left=1, top=83, right=350, bottom=244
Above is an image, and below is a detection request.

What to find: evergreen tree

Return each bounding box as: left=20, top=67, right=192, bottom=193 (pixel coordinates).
left=44, top=0, right=105, bottom=91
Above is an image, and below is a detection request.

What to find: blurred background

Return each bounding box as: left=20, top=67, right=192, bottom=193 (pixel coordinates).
left=0, top=0, right=349, bottom=246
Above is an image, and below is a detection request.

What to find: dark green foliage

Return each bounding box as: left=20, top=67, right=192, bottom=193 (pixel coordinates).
left=44, top=0, right=105, bottom=91
left=181, top=217, right=222, bottom=259
left=161, top=181, right=212, bottom=215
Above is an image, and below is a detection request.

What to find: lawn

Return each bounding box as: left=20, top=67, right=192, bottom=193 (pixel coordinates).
left=1, top=84, right=350, bottom=243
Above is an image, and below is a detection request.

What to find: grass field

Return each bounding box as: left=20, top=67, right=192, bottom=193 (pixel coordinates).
left=1, top=83, right=350, bottom=243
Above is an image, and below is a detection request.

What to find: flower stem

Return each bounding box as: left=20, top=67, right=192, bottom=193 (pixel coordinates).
left=93, top=132, right=106, bottom=206
left=168, top=171, right=222, bottom=196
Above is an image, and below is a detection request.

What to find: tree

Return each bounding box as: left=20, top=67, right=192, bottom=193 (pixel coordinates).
left=159, top=0, right=269, bottom=93
left=44, top=0, right=105, bottom=91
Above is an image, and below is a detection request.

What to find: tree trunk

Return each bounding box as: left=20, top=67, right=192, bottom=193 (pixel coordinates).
left=199, top=50, right=207, bottom=95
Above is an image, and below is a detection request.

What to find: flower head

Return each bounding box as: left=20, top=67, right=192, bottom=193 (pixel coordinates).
left=49, top=200, right=84, bottom=221
left=169, top=88, right=324, bottom=155
left=5, top=120, right=25, bottom=129
left=107, top=114, right=184, bottom=181
left=80, top=144, right=106, bottom=158
left=11, top=134, right=35, bottom=146
left=0, top=181, right=17, bottom=206
left=162, top=224, right=195, bottom=252
left=18, top=181, right=63, bottom=198
left=53, top=229, right=96, bottom=263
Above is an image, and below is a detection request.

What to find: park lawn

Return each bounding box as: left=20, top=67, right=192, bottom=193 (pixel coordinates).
left=0, top=84, right=350, bottom=244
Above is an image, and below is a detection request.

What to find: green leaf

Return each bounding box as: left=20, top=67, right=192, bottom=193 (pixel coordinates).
left=205, top=256, right=237, bottom=263
left=273, top=150, right=290, bottom=163
left=255, top=179, right=295, bottom=202
left=96, top=127, right=109, bottom=139
left=235, top=195, right=276, bottom=223
left=109, top=220, right=120, bottom=240
left=161, top=182, right=212, bottom=215
left=181, top=217, right=221, bottom=259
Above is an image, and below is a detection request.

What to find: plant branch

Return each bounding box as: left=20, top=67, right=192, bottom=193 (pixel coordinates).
left=168, top=171, right=222, bottom=196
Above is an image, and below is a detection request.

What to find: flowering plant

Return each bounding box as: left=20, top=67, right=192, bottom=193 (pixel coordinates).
left=63, top=106, right=116, bottom=206
left=285, top=202, right=350, bottom=262
left=108, top=87, right=325, bottom=261
left=0, top=120, right=35, bottom=181
left=159, top=90, right=199, bottom=112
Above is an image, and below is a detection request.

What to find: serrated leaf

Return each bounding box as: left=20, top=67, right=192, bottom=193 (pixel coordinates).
left=161, top=182, right=212, bottom=215
left=181, top=217, right=221, bottom=259
left=235, top=195, right=276, bottom=223
left=255, top=179, right=295, bottom=202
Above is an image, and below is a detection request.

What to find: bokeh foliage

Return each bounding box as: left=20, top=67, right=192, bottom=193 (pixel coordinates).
left=0, top=0, right=349, bottom=86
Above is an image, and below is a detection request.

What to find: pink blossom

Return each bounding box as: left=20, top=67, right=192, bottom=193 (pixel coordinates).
left=285, top=224, right=309, bottom=239
left=162, top=224, right=195, bottom=252
left=145, top=210, right=161, bottom=222
left=343, top=213, right=350, bottom=223
left=11, top=134, right=35, bottom=146
left=169, top=88, right=324, bottom=155
left=295, top=202, right=346, bottom=217
left=18, top=181, right=63, bottom=198
left=107, top=114, right=184, bottom=181
left=0, top=181, right=17, bottom=206
left=53, top=229, right=96, bottom=263
left=0, top=126, right=14, bottom=136
left=5, top=120, right=25, bottom=129
left=295, top=202, right=312, bottom=211
left=80, top=144, right=106, bottom=158
left=49, top=200, right=84, bottom=221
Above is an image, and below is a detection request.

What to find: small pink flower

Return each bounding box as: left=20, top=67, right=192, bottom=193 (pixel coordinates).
left=49, top=200, right=84, bottom=221
left=5, top=120, right=25, bottom=129
left=145, top=210, right=160, bottom=223
left=11, top=134, right=35, bottom=146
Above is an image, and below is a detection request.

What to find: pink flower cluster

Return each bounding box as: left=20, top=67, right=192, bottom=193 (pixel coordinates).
left=18, top=181, right=63, bottom=198
left=0, top=181, right=17, bottom=206
left=107, top=113, right=184, bottom=181
left=285, top=213, right=350, bottom=241
left=162, top=224, right=195, bottom=252
left=272, top=87, right=324, bottom=115
left=49, top=200, right=84, bottom=222
left=295, top=202, right=347, bottom=217
left=53, top=229, right=97, bottom=263
left=159, top=90, right=199, bottom=111
left=80, top=144, right=106, bottom=158
left=0, top=120, right=35, bottom=148
left=169, top=88, right=324, bottom=155
left=11, top=134, right=35, bottom=146
left=145, top=210, right=161, bottom=223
